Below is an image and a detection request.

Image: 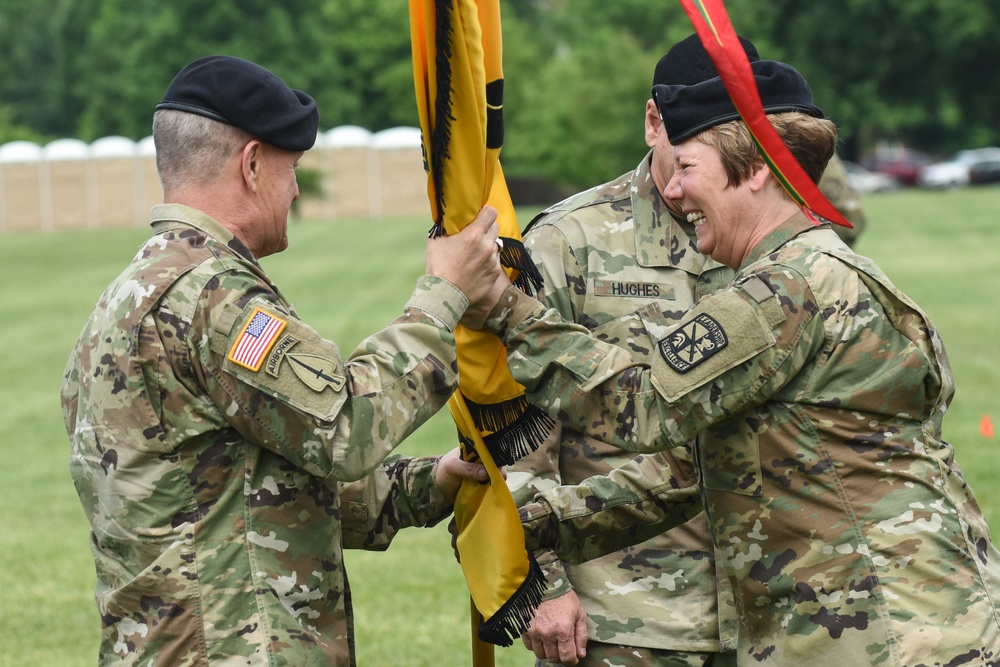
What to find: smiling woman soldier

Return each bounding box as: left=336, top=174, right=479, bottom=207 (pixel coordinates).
left=460, top=52, right=1000, bottom=666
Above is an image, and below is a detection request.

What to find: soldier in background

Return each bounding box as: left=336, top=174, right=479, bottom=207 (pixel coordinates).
left=819, top=153, right=867, bottom=247
left=482, top=51, right=1000, bottom=665
left=510, top=35, right=866, bottom=667
left=509, top=34, right=740, bottom=667
left=60, top=55, right=500, bottom=665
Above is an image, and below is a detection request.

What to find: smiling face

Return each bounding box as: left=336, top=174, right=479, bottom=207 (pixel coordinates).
left=664, top=138, right=760, bottom=269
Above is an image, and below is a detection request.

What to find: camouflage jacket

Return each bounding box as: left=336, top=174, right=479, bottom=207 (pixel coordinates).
left=61, top=204, right=465, bottom=666
left=818, top=154, right=867, bottom=248
left=508, top=153, right=738, bottom=651
left=487, top=213, right=1000, bottom=665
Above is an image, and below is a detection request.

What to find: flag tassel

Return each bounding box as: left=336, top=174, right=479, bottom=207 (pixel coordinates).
left=482, top=404, right=556, bottom=467
left=498, top=237, right=544, bottom=296
left=429, top=0, right=457, bottom=227
left=475, top=553, right=546, bottom=647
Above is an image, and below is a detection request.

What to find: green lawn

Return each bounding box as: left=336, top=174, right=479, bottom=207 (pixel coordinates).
left=1, top=187, right=998, bottom=666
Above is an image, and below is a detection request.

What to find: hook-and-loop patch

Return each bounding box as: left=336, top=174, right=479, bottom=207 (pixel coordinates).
left=658, top=314, right=729, bottom=374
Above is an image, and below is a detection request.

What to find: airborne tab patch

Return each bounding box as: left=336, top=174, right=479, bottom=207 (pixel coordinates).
left=228, top=307, right=287, bottom=372
left=658, top=314, right=728, bottom=373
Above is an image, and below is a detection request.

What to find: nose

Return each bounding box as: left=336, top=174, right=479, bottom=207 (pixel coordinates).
left=663, top=171, right=683, bottom=201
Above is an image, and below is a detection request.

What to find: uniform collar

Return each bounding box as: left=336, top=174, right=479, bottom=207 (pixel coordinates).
left=739, top=209, right=830, bottom=270
left=150, top=203, right=258, bottom=264
left=631, top=151, right=726, bottom=275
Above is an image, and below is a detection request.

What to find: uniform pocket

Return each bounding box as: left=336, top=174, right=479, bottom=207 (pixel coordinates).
left=698, top=419, right=762, bottom=497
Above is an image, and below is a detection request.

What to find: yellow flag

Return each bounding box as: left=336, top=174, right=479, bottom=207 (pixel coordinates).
left=408, top=0, right=547, bottom=653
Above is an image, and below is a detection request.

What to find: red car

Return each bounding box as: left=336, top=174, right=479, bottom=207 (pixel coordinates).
left=862, top=151, right=933, bottom=186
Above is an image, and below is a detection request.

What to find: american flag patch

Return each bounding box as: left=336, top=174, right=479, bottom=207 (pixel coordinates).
left=228, top=307, right=288, bottom=372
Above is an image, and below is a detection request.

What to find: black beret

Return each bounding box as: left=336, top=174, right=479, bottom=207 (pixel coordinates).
left=653, top=59, right=824, bottom=145
left=652, top=33, right=759, bottom=88
left=156, top=55, right=319, bottom=152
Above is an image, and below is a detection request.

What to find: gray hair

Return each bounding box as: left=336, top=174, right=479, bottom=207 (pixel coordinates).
left=152, top=109, right=254, bottom=191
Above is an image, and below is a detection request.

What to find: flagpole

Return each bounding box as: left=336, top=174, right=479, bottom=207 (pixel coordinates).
left=471, top=598, right=495, bottom=666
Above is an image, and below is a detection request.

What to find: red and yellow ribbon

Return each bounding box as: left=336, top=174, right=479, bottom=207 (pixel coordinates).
left=680, top=0, right=852, bottom=228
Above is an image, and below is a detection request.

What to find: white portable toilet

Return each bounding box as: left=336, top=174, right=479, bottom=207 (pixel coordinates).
left=42, top=138, right=93, bottom=230
left=326, top=125, right=374, bottom=219
left=92, top=136, right=141, bottom=228
left=372, top=127, right=427, bottom=219
left=0, top=141, right=44, bottom=233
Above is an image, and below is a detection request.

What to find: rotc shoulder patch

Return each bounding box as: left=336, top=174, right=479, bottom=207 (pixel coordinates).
left=658, top=314, right=728, bottom=373
left=228, top=307, right=287, bottom=372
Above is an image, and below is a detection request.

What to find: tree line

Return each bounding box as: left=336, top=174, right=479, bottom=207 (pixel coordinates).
left=2, top=0, right=997, bottom=191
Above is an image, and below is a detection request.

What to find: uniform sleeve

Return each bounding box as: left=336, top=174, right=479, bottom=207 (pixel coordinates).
left=507, top=219, right=586, bottom=600
left=521, top=220, right=588, bottom=325
left=483, top=267, right=826, bottom=453
left=519, top=448, right=703, bottom=565
left=190, top=272, right=467, bottom=481
left=339, top=455, right=453, bottom=550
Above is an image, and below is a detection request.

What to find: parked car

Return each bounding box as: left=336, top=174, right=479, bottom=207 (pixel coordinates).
left=969, top=159, right=1000, bottom=185
left=842, top=160, right=900, bottom=194
left=917, top=147, right=1000, bottom=189
left=862, top=150, right=933, bottom=186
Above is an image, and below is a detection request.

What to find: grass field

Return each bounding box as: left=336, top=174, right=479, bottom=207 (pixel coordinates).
left=1, top=187, right=998, bottom=665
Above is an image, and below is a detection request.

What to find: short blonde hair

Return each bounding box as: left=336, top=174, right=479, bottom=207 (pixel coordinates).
left=695, top=112, right=837, bottom=189
left=152, top=109, right=254, bottom=191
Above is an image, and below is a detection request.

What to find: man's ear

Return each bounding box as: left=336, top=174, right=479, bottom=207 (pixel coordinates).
left=644, top=100, right=662, bottom=149
left=241, top=140, right=263, bottom=192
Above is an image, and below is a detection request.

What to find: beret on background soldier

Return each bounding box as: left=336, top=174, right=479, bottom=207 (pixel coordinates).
left=156, top=54, right=319, bottom=152
left=652, top=32, right=759, bottom=88
left=653, top=58, right=825, bottom=145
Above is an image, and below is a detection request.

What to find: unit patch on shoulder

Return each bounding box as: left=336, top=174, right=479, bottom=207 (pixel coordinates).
left=228, top=307, right=288, bottom=372
left=287, top=353, right=346, bottom=393
left=658, top=314, right=728, bottom=374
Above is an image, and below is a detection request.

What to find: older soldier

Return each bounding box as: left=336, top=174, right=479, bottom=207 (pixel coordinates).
left=471, top=55, right=1000, bottom=665
left=61, top=55, right=501, bottom=665
left=511, top=35, right=867, bottom=667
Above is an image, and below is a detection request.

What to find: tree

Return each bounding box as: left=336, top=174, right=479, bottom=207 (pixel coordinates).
left=501, top=9, right=665, bottom=189
left=2, top=0, right=998, bottom=179
left=71, top=0, right=346, bottom=140
left=732, top=0, right=1000, bottom=156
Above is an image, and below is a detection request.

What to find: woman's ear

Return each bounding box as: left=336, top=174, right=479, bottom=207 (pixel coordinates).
left=748, top=158, right=772, bottom=192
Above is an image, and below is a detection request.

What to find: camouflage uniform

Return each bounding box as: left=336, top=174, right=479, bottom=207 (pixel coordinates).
left=818, top=154, right=867, bottom=248
left=509, top=153, right=738, bottom=665
left=61, top=204, right=467, bottom=666
left=487, top=213, right=1000, bottom=665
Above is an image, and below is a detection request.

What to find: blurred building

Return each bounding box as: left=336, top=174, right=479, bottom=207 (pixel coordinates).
left=0, top=126, right=431, bottom=234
